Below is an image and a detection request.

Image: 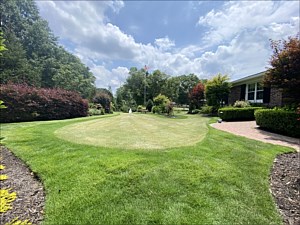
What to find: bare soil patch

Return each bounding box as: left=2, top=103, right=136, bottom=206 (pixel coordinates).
left=0, top=146, right=45, bottom=225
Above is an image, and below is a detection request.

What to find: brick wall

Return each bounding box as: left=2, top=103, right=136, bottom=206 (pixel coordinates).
left=228, top=85, right=241, bottom=105
left=268, top=87, right=282, bottom=107
left=229, top=85, right=284, bottom=107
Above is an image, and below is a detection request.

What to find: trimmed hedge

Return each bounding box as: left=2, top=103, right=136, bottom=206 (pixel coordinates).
left=255, top=109, right=300, bottom=138
left=0, top=84, right=88, bottom=122
left=218, top=107, right=263, bottom=121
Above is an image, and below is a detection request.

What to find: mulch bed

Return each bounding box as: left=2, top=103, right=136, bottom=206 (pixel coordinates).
left=0, top=146, right=299, bottom=225
left=270, top=152, right=300, bottom=225
left=0, top=146, right=45, bottom=225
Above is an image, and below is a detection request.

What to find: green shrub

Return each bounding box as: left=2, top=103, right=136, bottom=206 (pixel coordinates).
left=121, top=105, right=129, bottom=113
left=131, top=106, right=137, bottom=112
left=152, top=106, right=161, bottom=114
left=280, top=104, right=298, bottom=112
left=201, top=105, right=213, bottom=115
left=137, top=105, right=144, bottom=112
left=190, top=109, right=200, bottom=114
left=218, top=107, right=263, bottom=121
left=88, top=108, right=102, bottom=116
left=153, top=94, right=170, bottom=114
left=233, top=100, right=251, bottom=108
left=255, top=109, right=300, bottom=137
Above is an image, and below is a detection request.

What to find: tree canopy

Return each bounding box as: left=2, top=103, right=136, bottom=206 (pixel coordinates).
left=264, top=35, right=300, bottom=104
left=205, top=74, right=231, bottom=111
left=116, top=68, right=200, bottom=110
left=0, top=0, right=96, bottom=99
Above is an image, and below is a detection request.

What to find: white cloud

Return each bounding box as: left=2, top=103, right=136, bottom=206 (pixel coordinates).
left=197, top=1, right=299, bottom=46
left=154, top=36, right=175, bottom=51
left=193, top=1, right=299, bottom=80
left=37, top=1, right=139, bottom=61
left=106, top=1, right=125, bottom=13
left=91, top=66, right=129, bottom=93
left=36, top=1, right=299, bottom=91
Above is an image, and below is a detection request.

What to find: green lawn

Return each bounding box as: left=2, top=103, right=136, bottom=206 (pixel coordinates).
left=55, top=113, right=208, bottom=149
left=1, top=113, right=293, bottom=225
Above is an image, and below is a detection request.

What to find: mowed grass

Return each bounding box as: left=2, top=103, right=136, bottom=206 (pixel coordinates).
left=55, top=113, right=208, bottom=149
left=1, top=113, right=293, bottom=225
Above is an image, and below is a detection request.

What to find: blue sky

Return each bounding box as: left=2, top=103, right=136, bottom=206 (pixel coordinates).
left=36, top=1, right=299, bottom=92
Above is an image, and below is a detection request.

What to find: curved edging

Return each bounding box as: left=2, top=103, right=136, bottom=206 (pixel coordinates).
left=0, top=146, right=45, bottom=225
left=269, top=152, right=300, bottom=225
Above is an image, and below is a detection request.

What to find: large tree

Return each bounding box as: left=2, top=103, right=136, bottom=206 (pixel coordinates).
left=205, top=74, right=231, bottom=111
left=0, top=32, right=41, bottom=86
left=147, top=70, right=168, bottom=100
left=177, top=74, right=199, bottom=105
left=0, top=0, right=96, bottom=99
left=264, top=35, right=300, bottom=104
left=124, top=67, right=146, bottom=105
left=162, top=76, right=180, bottom=102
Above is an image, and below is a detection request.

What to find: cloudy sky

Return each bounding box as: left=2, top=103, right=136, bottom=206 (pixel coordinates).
left=36, top=1, right=299, bottom=92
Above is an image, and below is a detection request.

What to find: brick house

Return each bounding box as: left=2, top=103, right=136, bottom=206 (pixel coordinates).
left=228, top=71, right=285, bottom=107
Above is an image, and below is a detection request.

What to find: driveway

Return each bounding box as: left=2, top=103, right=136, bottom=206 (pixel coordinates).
left=211, top=121, right=299, bottom=151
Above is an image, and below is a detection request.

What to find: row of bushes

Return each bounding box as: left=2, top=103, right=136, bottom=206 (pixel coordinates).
left=0, top=84, right=88, bottom=122
left=218, top=107, right=263, bottom=121
left=255, top=109, right=300, bottom=137
left=217, top=106, right=299, bottom=138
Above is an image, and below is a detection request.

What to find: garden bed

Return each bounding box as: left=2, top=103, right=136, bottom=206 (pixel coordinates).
left=0, top=146, right=45, bottom=225
left=270, top=152, right=300, bottom=225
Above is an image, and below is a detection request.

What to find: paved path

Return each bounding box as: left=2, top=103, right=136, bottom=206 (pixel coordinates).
left=211, top=121, right=299, bottom=151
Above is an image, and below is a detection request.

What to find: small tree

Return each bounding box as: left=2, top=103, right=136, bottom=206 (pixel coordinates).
left=205, top=74, right=231, bottom=111
left=153, top=94, right=170, bottom=114
left=264, top=35, right=300, bottom=104
left=188, top=82, right=205, bottom=112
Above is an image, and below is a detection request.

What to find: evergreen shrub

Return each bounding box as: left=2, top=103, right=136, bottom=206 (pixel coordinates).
left=218, top=107, right=263, bottom=121
left=255, top=109, right=300, bottom=137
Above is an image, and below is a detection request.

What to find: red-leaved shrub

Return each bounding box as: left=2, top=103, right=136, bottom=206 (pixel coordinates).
left=0, top=83, right=88, bottom=122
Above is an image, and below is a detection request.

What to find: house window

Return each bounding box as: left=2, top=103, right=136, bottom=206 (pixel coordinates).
left=247, top=83, right=255, bottom=100
left=246, top=82, right=263, bottom=103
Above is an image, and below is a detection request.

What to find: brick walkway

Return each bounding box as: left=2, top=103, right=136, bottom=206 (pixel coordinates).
left=211, top=121, right=299, bottom=151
